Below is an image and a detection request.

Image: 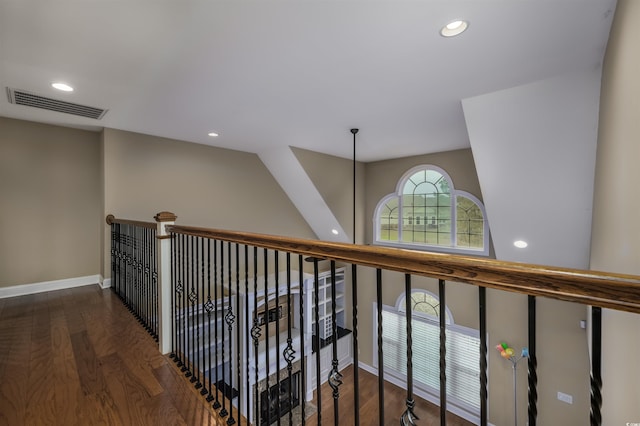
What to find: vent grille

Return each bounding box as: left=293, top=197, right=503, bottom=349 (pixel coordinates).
left=6, top=88, right=108, bottom=120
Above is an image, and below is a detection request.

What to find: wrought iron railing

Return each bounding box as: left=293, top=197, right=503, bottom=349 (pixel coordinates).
left=106, top=215, right=159, bottom=340
left=107, top=213, right=640, bottom=426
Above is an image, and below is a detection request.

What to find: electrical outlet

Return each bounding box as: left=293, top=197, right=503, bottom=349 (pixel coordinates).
left=557, top=391, right=573, bottom=404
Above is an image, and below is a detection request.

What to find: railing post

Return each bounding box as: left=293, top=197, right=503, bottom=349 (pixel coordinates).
left=155, top=211, right=177, bottom=354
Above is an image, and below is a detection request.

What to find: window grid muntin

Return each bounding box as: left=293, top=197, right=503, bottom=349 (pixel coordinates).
left=374, top=165, right=488, bottom=255
left=400, top=168, right=454, bottom=246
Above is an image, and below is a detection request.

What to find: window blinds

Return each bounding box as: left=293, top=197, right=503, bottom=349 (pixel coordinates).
left=378, top=306, right=481, bottom=415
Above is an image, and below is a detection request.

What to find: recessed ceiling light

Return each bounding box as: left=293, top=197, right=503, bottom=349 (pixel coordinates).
left=331, top=229, right=339, bottom=235
left=514, top=240, right=528, bottom=249
left=208, top=132, right=219, bottom=137
left=51, top=82, right=73, bottom=92
left=440, top=20, right=469, bottom=37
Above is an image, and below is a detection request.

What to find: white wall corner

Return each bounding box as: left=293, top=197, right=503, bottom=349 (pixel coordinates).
left=462, top=68, right=602, bottom=268
left=259, top=146, right=349, bottom=243
left=100, top=277, right=112, bottom=289
left=0, top=274, right=102, bottom=299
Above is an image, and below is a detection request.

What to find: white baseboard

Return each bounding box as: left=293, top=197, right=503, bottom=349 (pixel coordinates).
left=100, top=278, right=112, bottom=289
left=0, top=274, right=102, bottom=299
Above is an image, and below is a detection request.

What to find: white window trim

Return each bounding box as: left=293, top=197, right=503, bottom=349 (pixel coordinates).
left=373, top=164, right=489, bottom=256
left=395, top=288, right=454, bottom=325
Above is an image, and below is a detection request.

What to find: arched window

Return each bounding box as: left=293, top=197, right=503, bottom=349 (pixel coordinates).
left=396, top=289, right=452, bottom=323
left=375, top=289, right=481, bottom=422
left=374, top=165, right=489, bottom=255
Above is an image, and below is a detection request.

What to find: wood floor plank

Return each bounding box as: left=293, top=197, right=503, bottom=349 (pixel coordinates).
left=0, top=284, right=471, bottom=426
left=0, top=302, right=32, bottom=426
left=25, top=298, right=57, bottom=426
left=70, top=330, right=108, bottom=396
left=0, top=286, right=226, bottom=426
left=100, top=352, right=155, bottom=425
left=52, top=348, right=83, bottom=426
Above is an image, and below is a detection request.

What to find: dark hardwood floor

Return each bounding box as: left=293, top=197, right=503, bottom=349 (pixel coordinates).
left=307, top=365, right=473, bottom=426
left=0, top=285, right=225, bottom=426
left=0, top=285, right=473, bottom=426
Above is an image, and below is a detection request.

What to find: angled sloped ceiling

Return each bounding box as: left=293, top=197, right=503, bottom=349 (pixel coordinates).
left=259, top=146, right=349, bottom=243
left=462, top=68, right=602, bottom=269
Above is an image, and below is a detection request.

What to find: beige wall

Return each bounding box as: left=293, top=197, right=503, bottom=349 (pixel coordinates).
left=0, top=117, right=101, bottom=287
left=355, top=148, right=590, bottom=425
left=591, top=0, right=640, bottom=423
left=292, top=147, right=366, bottom=244
left=102, top=128, right=316, bottom=278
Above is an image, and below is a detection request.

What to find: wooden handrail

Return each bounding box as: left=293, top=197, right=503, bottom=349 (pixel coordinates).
left=106, top=214, right=156, bottom=229
left=166, top=224, right=640, bottom=314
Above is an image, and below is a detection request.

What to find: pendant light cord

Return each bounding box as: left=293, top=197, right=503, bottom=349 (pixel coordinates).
left=351, top=128, right=359, bottom=245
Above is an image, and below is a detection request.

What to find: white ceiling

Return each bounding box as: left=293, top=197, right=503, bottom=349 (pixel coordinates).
left=0, top=0, right=616, bottom=162
left=0, top=0, right=617, bottom=268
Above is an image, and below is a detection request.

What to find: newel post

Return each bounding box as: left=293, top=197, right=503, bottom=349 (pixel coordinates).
left=155, top=211, right=177, bottom=354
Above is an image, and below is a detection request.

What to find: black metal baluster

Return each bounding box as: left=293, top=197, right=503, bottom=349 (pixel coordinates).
left=120, top=224, right=125, bottom=298
left=328, top=261, right=342, bottom=425
left=145, top=227, right=150, bottom=332
left=125, top=225, right=129, bottom=304
left=205, top=239, right=214, bottom=401
left=590, top=307, right=602, bottom=426
left=351, top=263, right=359, bottom=426
left=195, top=237, right=203, bottom=391
left=175, top=234, right=183, bottom=367
left=251, top=247, right=260, bottom=426
left=184, top=235, right=196, bottom=383
left=264, top=248, right=271, bottom=426
left=141, top=228, right=145, bottom=326
left=136, top=226, right=141, bottom=320
left=120, top=224, right=129, bottom=309
left=193, top=236, right=201, bottom=386
left=118, top=223, right=123, bottom=298
left=220, top=241, right=228, bottom=418
left=154, top=227, right=159, bottom=338
left=213, top=240, right=222, bottom=411
left=110, top=223, right=115, bottom=295
left=284, top=254, right=295, bottom=426
left=401, top=274, right=418, bottom=426
left=145, top=228, right=150, bottom=334
left=439, top=279, right=447, bottom=426
left=235, top=243, right=242, bottom=424
left=180, top=234, right=188, bottom=371
left=111, top=223, right=116, bottom=296
left=528, top=295, right=537, bottom=426
left=132, top=226, right=137, bottom=316
left=116, top=223, right=121, bottom=297
left=130, top=225, right=134, bottom=309
left=298, top=259, right=306, bottom=425
left=153, top=227, right=157, bottom=337
left=226, top=242, right=236, bottom=425
left=224, top=242, right=237, bottom=425
left=151, top=228, right=157, bottom=338
left=275, top=252, right=281, bottom=426
left=170, top=232, right=176, bottom=360
left=313, top=258, right=322, bottom=425
left=376, top=268, right=384, bottom=425
left=144, top=227, right=149, bottom=329
left=245, top=245, right=250, bottom=424
left=479, top=287, right=488, bottom=426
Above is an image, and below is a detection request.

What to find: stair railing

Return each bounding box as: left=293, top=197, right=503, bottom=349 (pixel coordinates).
left=107, top=212, right=640, bottom=426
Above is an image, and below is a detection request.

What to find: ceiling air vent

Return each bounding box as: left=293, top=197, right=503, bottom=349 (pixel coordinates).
left=6, top=87, right=108, bottom=120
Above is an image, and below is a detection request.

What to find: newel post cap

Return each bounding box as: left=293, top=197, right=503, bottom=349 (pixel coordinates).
left=154, top=211, right=177, bottom=222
